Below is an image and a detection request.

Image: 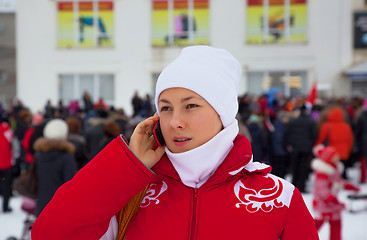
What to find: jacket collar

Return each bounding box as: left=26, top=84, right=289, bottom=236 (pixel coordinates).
left=152, top=134, right=257, bottom=187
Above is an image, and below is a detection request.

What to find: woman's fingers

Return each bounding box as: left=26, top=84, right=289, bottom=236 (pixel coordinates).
left=134, top=116, right=157, bottom=134
left=129, top=113, right=162, bottom=168
left=136, top=114, right=159, bottom=135
left=144, top=146, right=166, bottom=168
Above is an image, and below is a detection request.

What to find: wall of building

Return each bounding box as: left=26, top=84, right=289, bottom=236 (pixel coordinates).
left=152, top=0, right=353, bottom=97
left=17, top=0, right=355, bottom=115
left=0, top=13, right=16, bottom=108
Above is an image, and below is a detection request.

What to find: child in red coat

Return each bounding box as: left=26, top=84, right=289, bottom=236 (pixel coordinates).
left=311, top=144, right=360, bottom=240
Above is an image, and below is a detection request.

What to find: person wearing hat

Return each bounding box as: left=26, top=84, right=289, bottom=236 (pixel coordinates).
left=33, top=119, right=77, bottom=216
left=0, top=118, right=14, bottom=213
left=311, top=144, right=360, bottom=240
left=31, top=46, right=318, bottom=240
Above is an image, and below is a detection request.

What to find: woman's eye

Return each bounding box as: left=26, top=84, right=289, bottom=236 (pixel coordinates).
left=187, top=104, right=198, bottom=109
left=160, top=106, right=171, bottom=112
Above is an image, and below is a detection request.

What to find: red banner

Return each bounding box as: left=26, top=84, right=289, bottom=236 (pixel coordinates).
left=58, top=1, right=113, bottom=11
left=153, top=0, right=208, bottom=10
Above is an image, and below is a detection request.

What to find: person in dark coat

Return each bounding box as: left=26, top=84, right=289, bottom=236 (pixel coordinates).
left=113, top=108, right=129, bottom=136
left=355, top=103, right=367, bottom=183
left=15, top=109, right=32, bottom=142
left=82, top=91, right=94, bottom=112
left=131, top=91, right=143, bottom=117
left=142, top=94, right=154, bottom=118
left=246, top=114, right=265, bottom=162
left=85, top=117, right=106, bottom=160
left=34, top=119, right=77, bottom=216
left=270, top=111, right=290, bottom=179
left=97, top=121, right=122, bottom=152
left=284, top=106, right=318, bottom=192
left=66, top=116, right=88, bottom=170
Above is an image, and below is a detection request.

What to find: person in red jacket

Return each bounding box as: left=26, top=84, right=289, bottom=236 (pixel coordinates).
left=315, top=107, right=354, bottom=179
left=0, top=119, right=14, bottom=213
left=311, top=144, right=360, bottom=240
left=21, top=113, right=44, bottom=167
left=31, top=46, right=319, bottom=240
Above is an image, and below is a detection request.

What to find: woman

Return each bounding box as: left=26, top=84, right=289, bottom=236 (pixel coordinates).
left=315, top=106, right=354, bottom=179
left=33, top=119, right=77, bottom=216
left=31, top=46, right=318, bottom=239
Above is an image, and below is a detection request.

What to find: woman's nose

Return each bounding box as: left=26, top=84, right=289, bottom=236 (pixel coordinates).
left=170, top=111, right=185, bottom=130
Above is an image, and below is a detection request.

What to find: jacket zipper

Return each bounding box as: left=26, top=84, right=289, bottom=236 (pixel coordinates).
left=190, top=188, right=198, bottom=240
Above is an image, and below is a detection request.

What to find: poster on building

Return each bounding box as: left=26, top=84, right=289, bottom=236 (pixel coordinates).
left=57, top=1, right=114, bottom=48
left=354, top=12, right=367, bottom=49
left=246, top=0, right=307, bottom=44
left=152, top=0, right=209, bottom=46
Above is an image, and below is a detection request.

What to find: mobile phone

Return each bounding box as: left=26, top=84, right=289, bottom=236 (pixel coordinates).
left=153, top=120, right=166, bottom=147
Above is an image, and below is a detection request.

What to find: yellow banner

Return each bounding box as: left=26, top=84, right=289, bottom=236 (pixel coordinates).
left=246, top=2, right=307, bottom=44
left=57, top=2, right=114, bottom=48
left=152, top=0, right=209, bottom=46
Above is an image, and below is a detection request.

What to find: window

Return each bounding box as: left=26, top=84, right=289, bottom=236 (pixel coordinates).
left=152, top=0, right=209, bottom=46
left=57, top=1, right=114, bottom=48
left=152, top=73, right=160, bottom=95
left=0, top=71, right=7, bottom=83
left=247, top=71, right=307, bottom=97
left=354, top=12, right=367, bottom=49
left=246, top=0, right=307, bottom=44
left=59, top=73, right=115, bottom=107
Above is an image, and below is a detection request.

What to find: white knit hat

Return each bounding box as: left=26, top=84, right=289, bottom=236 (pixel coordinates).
left=43, top=119, right=68, bottom=140
left=155, top=45, right=241, bottom=128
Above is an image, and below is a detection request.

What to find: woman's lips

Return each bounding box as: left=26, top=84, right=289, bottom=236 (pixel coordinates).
left=173, top=137, right=191, bottom=147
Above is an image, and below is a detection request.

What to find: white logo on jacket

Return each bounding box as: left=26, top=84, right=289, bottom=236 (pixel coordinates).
left=140, top=181, right=168, bottom=208
left=232, top=162, right=294, bottom=213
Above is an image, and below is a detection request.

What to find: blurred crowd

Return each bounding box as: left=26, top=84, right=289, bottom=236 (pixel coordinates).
left=0, top=89, right=366, bottom=216
left=237, top=92, right=366, bottom=190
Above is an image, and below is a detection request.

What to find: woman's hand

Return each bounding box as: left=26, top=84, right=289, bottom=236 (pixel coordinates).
left=129, top=113, right=165, bottom=168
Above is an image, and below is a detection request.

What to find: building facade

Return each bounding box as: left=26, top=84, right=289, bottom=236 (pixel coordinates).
left=15, top=0, right=365, bottom=115
left=348, top=0, right=367, bottom=97
left=0, top=0, right=16, bottom=109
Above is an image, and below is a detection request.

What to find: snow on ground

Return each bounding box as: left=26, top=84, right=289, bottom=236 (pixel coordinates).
left=1, top=165, right=367, bottom=240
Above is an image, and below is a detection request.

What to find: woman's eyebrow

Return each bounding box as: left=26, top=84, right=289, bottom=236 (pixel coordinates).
left=159, top=99, right=171, bottom=104
left=182, top=96, right=194, bottom=103
left=159, top=96, right=201, bottom=104
left=182, top=96, right=204, bottom=103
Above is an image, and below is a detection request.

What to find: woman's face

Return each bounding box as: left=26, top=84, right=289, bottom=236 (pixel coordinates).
left=158, top=88, right=223, bottom=153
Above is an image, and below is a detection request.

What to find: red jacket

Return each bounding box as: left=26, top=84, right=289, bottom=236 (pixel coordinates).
left=315, top=108, right=354, bottom=160
left=0, top=122, right=13, bottom=170
left=22, top=127, right=35, bottom=163
left=31, top=135, right=318, bottom=240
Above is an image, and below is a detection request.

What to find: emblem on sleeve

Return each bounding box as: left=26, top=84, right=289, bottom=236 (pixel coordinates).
left=234, top=174, right=293, bottom=213
left=140, top=181, right=168, bottom=208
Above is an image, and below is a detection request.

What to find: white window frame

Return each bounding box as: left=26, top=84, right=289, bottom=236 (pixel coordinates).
left=247, top=70, right=307, bottom=97
left=59, top=73, right=115, bottom=107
